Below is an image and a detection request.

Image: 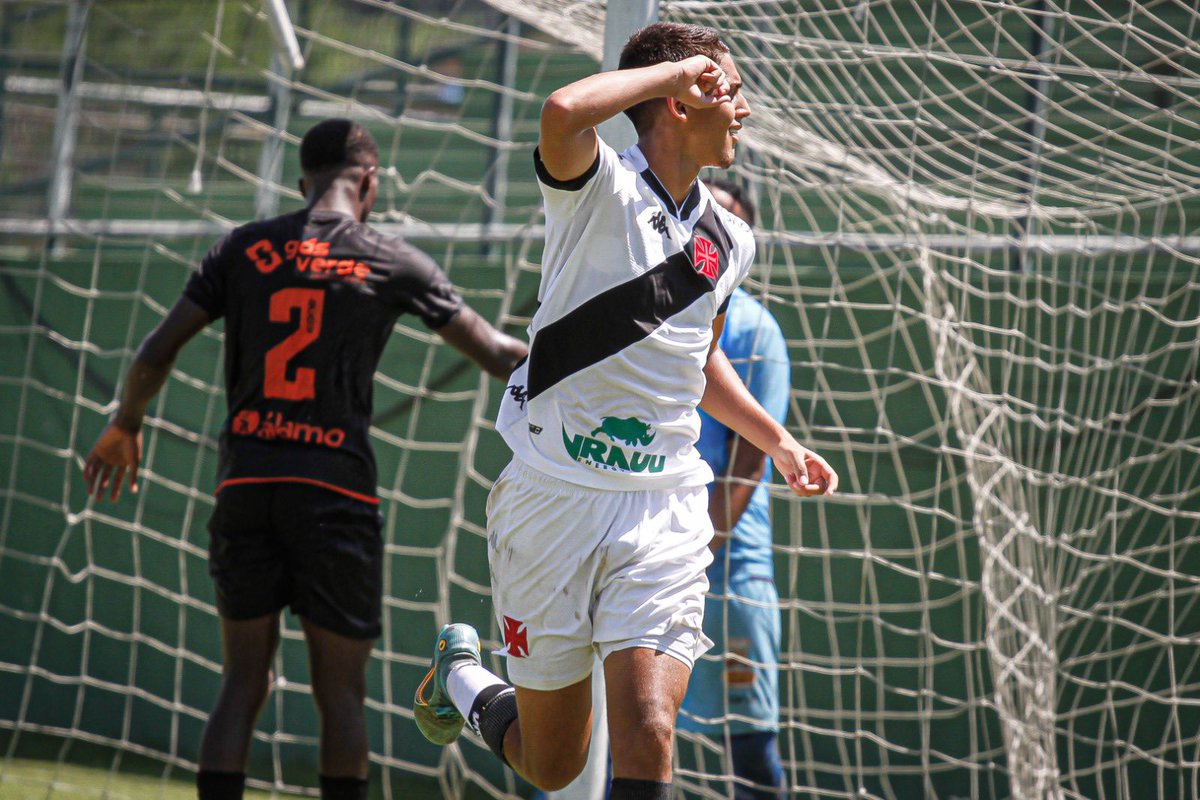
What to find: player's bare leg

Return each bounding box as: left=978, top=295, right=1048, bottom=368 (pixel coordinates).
left=498, top=648, right=688, bottom=797
left=501, top=677, right=594, bottom=790
left=604, top=647, right=690, bottom=796
left=301, top=617, right=373, bottom=792
left=197, top=613, right=280, bottom=797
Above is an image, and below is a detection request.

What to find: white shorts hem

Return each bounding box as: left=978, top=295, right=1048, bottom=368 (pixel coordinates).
left=598, top=628, right=713, bottom=672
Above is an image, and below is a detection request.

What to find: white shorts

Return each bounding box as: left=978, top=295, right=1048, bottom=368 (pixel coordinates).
left=486, top=458, right=715, bottom=691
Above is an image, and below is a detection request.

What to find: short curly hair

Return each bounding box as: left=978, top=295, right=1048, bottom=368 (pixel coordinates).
left=618, top=22, right=729, bottom=136
left=299, top=118, right=378, bottom=173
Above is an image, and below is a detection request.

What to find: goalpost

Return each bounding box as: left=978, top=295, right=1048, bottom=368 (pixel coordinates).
left=0, top=2, right=1197, bottom=800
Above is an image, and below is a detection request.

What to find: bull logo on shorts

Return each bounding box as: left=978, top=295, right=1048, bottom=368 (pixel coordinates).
left=500, top=615, right=529, bottom=658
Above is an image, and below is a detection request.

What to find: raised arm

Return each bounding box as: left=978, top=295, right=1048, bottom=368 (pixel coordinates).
left=436, top=306, right=528, bottom=382
left=538, top=55, right=731, bottom=183
left=700, top=321, right=837, bottom=498
left=84, top=297, right=210, bottom=501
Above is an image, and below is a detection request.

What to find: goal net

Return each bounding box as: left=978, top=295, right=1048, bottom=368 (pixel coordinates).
left=1, top=1, right=567, bottom=797
left=0, top=1, right=1197, bottom=800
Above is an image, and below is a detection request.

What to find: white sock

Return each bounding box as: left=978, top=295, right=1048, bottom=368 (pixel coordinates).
left=446, top=660, right=509, bottom=716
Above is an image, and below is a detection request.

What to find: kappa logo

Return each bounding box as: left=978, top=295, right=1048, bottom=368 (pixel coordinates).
left=647, top=210, right=670, bottom=239
left=506, top=383, right=528, bottom=410
left=501, top=615, right=529, bottom=658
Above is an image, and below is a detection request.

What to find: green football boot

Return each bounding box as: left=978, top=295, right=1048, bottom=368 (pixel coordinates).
left=413, top=623, right=482, bottom=745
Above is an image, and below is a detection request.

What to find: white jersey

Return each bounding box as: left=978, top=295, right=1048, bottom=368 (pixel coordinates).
left=497, top=140, right=755, bottom=490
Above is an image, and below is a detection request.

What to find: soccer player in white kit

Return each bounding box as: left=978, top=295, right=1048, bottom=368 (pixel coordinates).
left=414, top=22, right=839, bottom=800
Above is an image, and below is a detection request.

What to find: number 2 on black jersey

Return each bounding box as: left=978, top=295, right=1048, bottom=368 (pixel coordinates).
left=264, top=288, right=324, bottom=400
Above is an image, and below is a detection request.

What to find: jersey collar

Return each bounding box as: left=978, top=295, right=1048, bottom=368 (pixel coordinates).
left=622, top=144, right=703, bottom=221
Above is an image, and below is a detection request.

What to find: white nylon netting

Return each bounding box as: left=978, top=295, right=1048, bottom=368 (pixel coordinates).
left=0, top=1, right=1197, bottom=799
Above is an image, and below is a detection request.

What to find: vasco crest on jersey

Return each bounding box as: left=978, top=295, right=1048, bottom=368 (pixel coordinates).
left=686, top=205, right=735, bottom=288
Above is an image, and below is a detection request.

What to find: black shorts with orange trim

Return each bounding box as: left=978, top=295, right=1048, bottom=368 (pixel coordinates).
left=207, top=481, right=383, bottom=639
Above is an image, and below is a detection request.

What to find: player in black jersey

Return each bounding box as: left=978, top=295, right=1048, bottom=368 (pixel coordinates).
left=83, top=118, right=528, bottom=800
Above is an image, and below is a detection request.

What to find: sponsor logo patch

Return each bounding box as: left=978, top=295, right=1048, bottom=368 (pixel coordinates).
left=561, top=416, right=665, bottom=474
left=231, top=409, right=346, bottom=449
left=232, top=409, right=260, bottom=435
left=243, top=237, right=371, bottom=282
left=245, top=239, right=282, bottom=274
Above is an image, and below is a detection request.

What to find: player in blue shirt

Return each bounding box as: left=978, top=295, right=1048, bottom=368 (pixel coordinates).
left=678, top=180, right=790, bottom=798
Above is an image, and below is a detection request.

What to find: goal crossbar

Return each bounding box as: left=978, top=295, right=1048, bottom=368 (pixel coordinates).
left=5, top=218, right=1198, bottom=254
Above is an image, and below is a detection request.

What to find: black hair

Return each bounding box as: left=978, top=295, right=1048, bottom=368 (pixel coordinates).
left=618, top=22, right=729, bottom=136
left=708, top=178, right=756, bottom=226
left=299, top=118, right=378, bottom=173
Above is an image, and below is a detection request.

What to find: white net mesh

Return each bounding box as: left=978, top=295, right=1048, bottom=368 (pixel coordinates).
left=0, top=1, right=1198, bottom=799
left=0, top=1, right=571, bottom=797
left=493, top=2, right=1200, bottom=799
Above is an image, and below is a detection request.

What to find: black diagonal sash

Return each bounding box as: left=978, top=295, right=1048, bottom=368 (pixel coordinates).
left=527, top=205, right=734, bottom=400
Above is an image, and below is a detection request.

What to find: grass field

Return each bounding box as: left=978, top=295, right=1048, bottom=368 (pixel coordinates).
left=0, top=760, right=285, bottom=800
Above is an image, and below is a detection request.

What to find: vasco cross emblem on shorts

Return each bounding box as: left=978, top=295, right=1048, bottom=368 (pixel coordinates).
left=693, top=235, right=719, bottom=279
left=502, top=615, right=529, bottom=658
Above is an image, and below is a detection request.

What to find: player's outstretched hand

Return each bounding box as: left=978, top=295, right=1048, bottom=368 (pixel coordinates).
left=673, top=55, right=731, bottom=109
left=772, top=437, right=838, bottom=498
left=84, top=422, right=143, bottom=502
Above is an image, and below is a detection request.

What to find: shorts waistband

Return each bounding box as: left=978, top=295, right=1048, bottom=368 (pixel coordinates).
left=504, top=457, right=596, bottom=495
left=504, top=457, right=705, bottom=500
